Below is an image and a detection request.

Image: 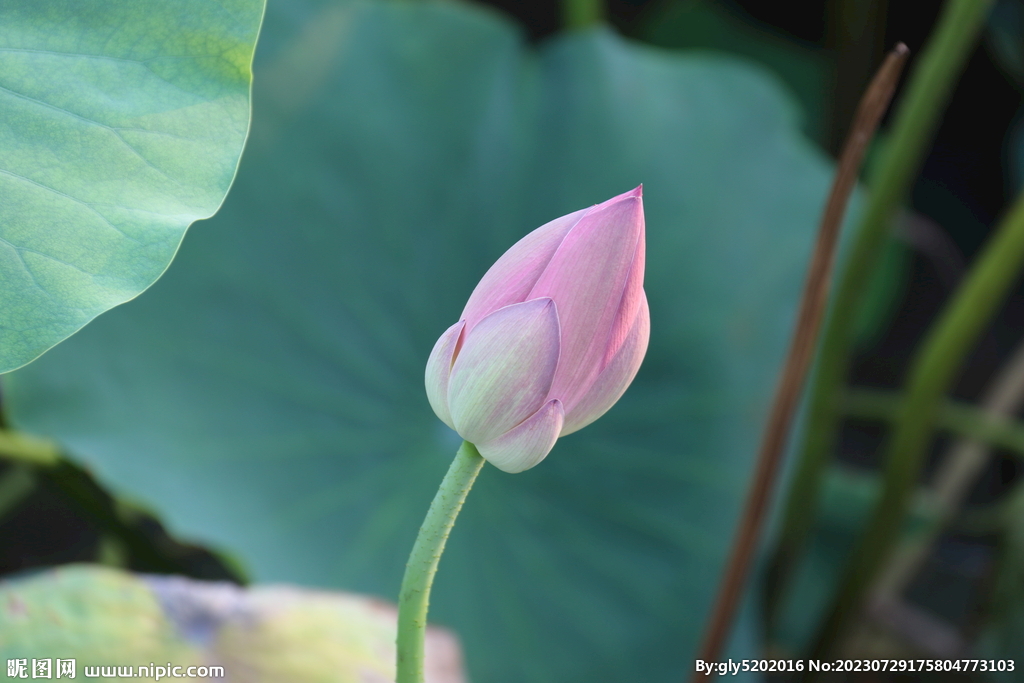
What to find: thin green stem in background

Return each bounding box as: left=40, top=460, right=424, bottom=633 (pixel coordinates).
left=0, top=427, right=60, bottom=466
left=767, top=0, right=995, bottom=627
left=561, top=0, right=603, bottom=30
left=843, top=388, right=1024, bottom=463
left=396, top=441, right=484, bottom=683
left=869, top=336, right=1024, bottom=607
left=982, top=480, right=1024, bottom=644
left=808, top=191, right=1024, bottom=660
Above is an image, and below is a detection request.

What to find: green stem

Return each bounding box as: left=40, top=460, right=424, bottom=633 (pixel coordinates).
left=863, top=338, right=1024, bottom=604
left=808, top=192, right=1024, bottom=660
left=768, top=0, right=994, bottom=625
left=843, top=388, right=1024, bottom=460
left=984, top=483, right=1024, bottom=636
left=562, top=0, right=603, bottom=30
left=0, top=427, right=60, bottom=466
left=396, top=441, right=485, bottom=683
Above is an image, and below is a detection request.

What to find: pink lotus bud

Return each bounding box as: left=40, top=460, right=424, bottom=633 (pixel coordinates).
left=425, top=187, right=649, bottom=473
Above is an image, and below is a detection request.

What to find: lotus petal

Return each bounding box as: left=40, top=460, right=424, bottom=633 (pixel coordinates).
left=561, top=294, right=649, bottom=436
left=528, top=187, right=644, bottom=411
left=603, top=211, right=645, bottom=363
left=460, top=208, right=587, bottom=332
left=448, top=298, right=560, bottom=444
left=424, top=320, right=465, bottom=430
left=478, top=399, right=564, bottom=473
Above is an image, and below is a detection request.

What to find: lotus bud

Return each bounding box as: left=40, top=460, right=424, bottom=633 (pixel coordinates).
left=425, top=187, right=649, bottom=473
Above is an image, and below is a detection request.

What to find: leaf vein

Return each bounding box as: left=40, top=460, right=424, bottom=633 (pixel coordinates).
left=3, top=80, right=199, bottom=197
left=0, top=167, right=142, bottom=244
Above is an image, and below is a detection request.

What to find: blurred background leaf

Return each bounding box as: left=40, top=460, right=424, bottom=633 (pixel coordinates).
left=0, top=0, right=264, bottom=373
left=633, top=0, right=832, bottom=143
left=0, top=566, right=206, bottom=679
left=989, top=0, right=1024, bottom=198
left=0, top=564, right=466, bottom=683
left=986, top=0, right=1024, bottom=86
left=0, top=0, right=840, bottom=680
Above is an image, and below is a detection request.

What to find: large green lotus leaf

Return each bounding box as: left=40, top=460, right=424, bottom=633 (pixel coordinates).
left=635, top=0, right=830, bottom=144
left=3, top=0, right=837, bottom=680
left=0, top=0, right=264, bottom=373
left=0, top=564, right=465, bottom=682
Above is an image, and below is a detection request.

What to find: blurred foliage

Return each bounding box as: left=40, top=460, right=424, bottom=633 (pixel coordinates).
left=852, top=235, right=913, bottom=351
left=0, top=455, right=246, bottom=581
left=1, top=566, right=206, bottom=681
left=977, top=486, right=1024, bottom=680
left=633, top=0, right=832, bottom=143
left=0, top=0, right=264, bottom=374
left=773, top=464, right=938, bottom=653
left=989, top=0, right=1024, bottom=194
left=0, top=564, right=464, bottom=683
left=987, top=0, right=1024, bottom=85
left=1, top=0, right=841, bottom=680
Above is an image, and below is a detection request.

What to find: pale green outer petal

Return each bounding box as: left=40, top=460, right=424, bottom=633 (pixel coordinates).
left=477, top=399, right=564, bottom=473
left=424, top=320, right=465, bottom=430
left=448, top=298, right=559, bottom=444
left=561, top=292, right=649, bottom=436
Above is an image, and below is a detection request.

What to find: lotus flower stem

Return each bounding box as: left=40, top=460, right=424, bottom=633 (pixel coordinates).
left=396, top=441, right=485, bottom=683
